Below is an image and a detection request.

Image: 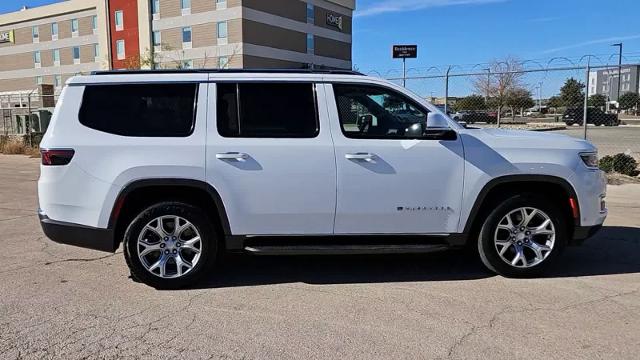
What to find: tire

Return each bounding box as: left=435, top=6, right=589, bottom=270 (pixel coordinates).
left=123, top=202, right=218, bottom=289
left=477, top=194, right=567, bottom=277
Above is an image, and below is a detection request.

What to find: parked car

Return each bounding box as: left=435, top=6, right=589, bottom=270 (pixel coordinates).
left=451, top=110, right=497, bottom=124
left=563, top=108, right=619, bottom=126
left=38, top=69, right=607, bottom=288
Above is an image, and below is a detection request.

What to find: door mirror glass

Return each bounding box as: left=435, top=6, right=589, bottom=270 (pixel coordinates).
left=427, top=112, right=450, bottom=129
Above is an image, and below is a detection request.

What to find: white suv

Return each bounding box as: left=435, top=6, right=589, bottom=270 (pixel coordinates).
left=38, top=70, right=607, bottom=288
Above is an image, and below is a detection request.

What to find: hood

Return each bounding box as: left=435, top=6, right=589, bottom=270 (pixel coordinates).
left=461, top=128, right=597, bottom=153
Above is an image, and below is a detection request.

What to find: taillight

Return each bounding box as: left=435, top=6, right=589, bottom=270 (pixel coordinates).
left=41, top=149, right=75, bottom=166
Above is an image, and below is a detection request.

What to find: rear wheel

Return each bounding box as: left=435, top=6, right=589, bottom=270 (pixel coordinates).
left=478, top=194, right=566, bottom=277
left=123, top=202, right=217, bottom=289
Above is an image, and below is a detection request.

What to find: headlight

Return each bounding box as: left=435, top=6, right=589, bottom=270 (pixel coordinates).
left=580, top=152, right=599, bottom=168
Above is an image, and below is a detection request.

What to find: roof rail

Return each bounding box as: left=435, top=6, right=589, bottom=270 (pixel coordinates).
left=90, top=68, right=364, bottom=76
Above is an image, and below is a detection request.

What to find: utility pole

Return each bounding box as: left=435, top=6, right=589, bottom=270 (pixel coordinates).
left=611, top=42, right=623, bottom=114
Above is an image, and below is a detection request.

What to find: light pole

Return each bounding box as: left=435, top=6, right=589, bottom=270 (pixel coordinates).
left=611, top=43, right=622, bottom=112
left=537, top=81, right=543, bottom=112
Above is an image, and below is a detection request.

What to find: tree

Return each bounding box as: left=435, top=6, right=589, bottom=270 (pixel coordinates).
left=454, top=95, right=486, bottom=111
left=588, top=94, right=607, bottom=108
left=559, top=78, right=585, bottom=107
left=471, top=57, right=525, bottom=126
left=505, top=88, right=535, bottom=117
left=547, top=96, right=563, bottom=110
left=618, top=92, right=640, bottom=110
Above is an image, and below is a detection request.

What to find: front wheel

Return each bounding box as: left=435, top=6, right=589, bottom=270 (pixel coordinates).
left=477, top=195, right=566, bottom=277
left=123, top=202, right=218, bottom=289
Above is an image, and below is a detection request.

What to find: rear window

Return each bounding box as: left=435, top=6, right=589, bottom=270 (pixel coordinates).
left=217, top=82, right=318, bottom=138
left=79, top=83, right=198, bottom=137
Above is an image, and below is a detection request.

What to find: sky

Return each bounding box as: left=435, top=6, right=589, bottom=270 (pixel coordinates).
left=353, top=0, right=640, bottom=74
left=3, top=0, right=640, bottom=96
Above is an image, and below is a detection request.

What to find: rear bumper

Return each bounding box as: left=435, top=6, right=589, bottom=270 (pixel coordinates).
left=39, top=211, right=117, bottom=253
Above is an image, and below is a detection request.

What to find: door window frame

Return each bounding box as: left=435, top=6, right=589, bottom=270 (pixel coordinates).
left=215, top=82, right=321, bottom=139
left=331, top=82, right=441, bottom=140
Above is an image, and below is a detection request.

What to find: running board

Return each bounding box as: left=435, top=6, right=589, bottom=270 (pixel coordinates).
left=243, top=244, right=450, bottom=256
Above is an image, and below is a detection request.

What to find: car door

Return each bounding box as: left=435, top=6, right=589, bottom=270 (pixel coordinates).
left=325, top=82, right=465, bottom=234
left=206, top=80, right=337, bottom=235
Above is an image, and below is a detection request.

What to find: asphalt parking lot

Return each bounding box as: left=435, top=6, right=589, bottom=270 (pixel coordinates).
left=557, top=126, right=640, bottom=157
left=1, top=154, right=639, bottom=359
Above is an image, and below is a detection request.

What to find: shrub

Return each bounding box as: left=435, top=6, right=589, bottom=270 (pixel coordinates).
left=599, top=153, right=639, bottom=176
left=0, top=138, right=40, bottom=156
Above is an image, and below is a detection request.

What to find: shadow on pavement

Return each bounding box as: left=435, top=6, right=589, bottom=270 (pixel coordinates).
left=194, top=226, right=640, bottom=289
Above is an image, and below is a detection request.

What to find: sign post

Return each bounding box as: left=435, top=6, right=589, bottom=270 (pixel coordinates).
left=392, top=45, right=417, bottom=87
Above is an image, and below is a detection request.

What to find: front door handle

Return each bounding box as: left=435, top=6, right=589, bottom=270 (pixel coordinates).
left=345, top=153, right=377, bottom=161
left=216, top=152, right=248, bottom=160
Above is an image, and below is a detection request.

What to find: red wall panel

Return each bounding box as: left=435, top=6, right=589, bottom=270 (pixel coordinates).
left=108, top=0, right=140, bottom=69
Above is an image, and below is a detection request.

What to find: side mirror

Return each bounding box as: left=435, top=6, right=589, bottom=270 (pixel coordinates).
left=427, top=112, right=450, bottom=129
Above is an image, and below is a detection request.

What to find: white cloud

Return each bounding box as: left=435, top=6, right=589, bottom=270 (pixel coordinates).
left=356, top=0, right=508, bottom=17
left=542, top=34, right=640, bottom=54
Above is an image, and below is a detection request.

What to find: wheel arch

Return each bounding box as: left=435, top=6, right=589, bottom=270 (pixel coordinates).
left=108, top=179, right=231, bottom=249
left=460, top=175, right=580, bottom=246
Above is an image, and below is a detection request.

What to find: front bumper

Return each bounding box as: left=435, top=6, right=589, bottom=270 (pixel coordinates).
left=39, top=211, right=117, bottom=253
left=570, top=224, right=603, bottom=245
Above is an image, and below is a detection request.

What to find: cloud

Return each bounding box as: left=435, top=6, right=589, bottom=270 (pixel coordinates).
left=355, top=0, right=508, bottom=17
left=541, top=34, right=640, bottom=54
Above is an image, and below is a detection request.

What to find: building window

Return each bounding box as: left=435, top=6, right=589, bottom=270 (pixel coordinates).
left=116, top=39, right=125, bottom=60
left=73, top=46, right=81, bottom=64
left=51, top=22, right=59, bottom=40
left=218, top=56, right=228, bottom=69
left=217, top=21, right=228, bottom=45
left=53, top=49, right=60, bottom=66
left=71, top=19, right=79, bottom=36
left=33, top=51, right=41, bottom=68
left=54, top=75, right=62, bottom=89
left=184, top=59, right=194, bottom=69
left=94, top=44, right=100, bottom=60
left=153, top=31, right=161, bottom=47
left=115, top=10, right=124, bottom=31
left=181, top=0, right=191, bottom=15
left=216, top=0, right=227, bottom=9
left=182, top=27, right=192, bottom=49
left=92, top=15, right=98, bottom=33
left=32, top=26, right=39, bottom=43
left=307, top=3, right=314, bottom=24
left=151, top=0, right=160, bottom=19
left=623, top=83, right=630, bottom=92
left=36, top=76, right=43, bottom=86
left=307, top=34, right=314, bottom=54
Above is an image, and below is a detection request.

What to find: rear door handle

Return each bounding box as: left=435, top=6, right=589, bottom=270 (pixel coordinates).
left=345, top=153, right=377, bottom=161
left=216, top=152, right=248, bottom=160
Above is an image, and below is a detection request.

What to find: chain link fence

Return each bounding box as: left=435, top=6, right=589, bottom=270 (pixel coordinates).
left=384, top=63, right=640, bottom=180
left=0, top=91, right=58, bottom=151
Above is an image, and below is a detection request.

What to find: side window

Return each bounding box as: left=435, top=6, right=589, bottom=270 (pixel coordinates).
left=79, top=83, right=198, bottom=137
left=217, top=83, right=318, bottom=138
left=333, top=84, right=429, bottom=139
